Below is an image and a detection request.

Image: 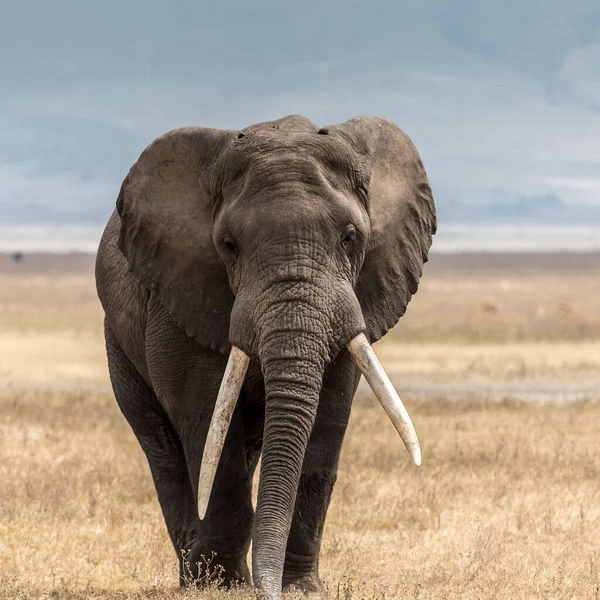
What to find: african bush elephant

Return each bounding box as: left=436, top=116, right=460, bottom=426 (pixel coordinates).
left=95, top=115, right=436, bottom=599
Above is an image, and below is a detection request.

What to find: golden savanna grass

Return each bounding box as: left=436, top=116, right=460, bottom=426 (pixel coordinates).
left=2, top=393, right=600, bottom=599
left=1, top=252, right=600, bottom=599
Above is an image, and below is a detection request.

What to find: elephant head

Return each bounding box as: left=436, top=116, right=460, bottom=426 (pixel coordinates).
left=116, top=115, right=436, bottom=597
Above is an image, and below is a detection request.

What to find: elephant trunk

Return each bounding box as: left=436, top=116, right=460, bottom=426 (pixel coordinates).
left=250, top=294, right=332, bottom=598
left=197, top=273, right=421, bottom=598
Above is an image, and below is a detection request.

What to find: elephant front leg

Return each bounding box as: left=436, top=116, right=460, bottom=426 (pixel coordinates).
left=282, top=351, right=360, bottom=597
left=170, top=390, right=256, bottom=588
left=104, top=323, right=201, bottom=586
left=142, top=301, right=257, bottom=588
left=282, top=470, right=337, bottom=597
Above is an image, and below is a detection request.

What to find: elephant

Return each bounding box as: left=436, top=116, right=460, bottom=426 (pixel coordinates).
left=95, top=114, right=436, bottom=599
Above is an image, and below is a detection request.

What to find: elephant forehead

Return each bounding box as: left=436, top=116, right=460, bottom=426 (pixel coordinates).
left=216, top=130, right=370, bottom=192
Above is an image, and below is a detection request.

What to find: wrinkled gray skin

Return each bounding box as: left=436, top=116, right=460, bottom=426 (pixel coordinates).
left=95, top=115, right=436, bottom=599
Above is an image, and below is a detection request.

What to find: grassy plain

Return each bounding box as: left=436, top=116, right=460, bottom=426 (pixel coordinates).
left=1, top=252, right=599, bottom=599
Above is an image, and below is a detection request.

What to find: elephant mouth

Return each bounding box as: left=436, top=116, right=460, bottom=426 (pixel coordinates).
left=197, top=332, right=420, bottom=520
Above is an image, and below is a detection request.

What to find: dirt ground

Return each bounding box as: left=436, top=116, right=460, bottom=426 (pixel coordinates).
left=0, top=251, right=599, bottom=599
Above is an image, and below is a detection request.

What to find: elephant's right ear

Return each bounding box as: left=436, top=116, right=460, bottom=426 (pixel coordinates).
left=117, top=127, right=237, bottom=354
left=327, top=117, right=437, bottom=343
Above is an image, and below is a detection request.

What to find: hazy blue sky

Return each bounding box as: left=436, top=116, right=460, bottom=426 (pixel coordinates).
left=2, top=0, right=599, bottom=226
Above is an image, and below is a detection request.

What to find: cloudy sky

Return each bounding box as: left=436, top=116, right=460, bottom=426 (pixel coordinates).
left=2, top=0, right=599, bottom=228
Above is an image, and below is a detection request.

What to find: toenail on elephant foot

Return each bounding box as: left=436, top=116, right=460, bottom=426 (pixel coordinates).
left=283, top=574, right=326, bottom=598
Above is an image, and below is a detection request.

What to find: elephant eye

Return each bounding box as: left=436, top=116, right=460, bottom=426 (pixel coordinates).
left=222, top=235, right=238, bottom=255
left=340, top=225, right=357, bottom=250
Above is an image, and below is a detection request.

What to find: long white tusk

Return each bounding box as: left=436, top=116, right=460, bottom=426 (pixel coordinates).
left=197, top=345, right=250, bottom=519
left=347, top=333, right=421, bottom=466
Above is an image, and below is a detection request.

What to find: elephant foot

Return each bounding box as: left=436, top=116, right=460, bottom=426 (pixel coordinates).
left=282, top=551, right=325, bottom=598
left=282, top=574, right=325, bottom=599
left=179, top=542, right=250, bottom=589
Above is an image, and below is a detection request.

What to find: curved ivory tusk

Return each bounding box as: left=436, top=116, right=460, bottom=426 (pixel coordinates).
left=347, top=333, right=421, bottom=466
left=197, top=346, right=250, bottom=519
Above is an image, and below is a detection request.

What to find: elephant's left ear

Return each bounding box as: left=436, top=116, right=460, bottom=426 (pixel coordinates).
left=117, top=127, right=238, bottom=354
left=327, top=117, right=437, bottom=342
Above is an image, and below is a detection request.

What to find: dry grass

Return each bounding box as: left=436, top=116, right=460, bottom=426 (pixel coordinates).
left=392, top=266, right=600, bottom=344
left=1, top=252, right=600, bottom=599
left=375, top=341, right=600, bottom=383
left=1, top=391, right=600, bottom=599
left=1, top=252, right=600, bottom=389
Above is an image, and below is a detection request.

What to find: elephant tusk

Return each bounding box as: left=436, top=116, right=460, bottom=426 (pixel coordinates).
left=197, top=345, right=250, bottom=520
left=347, top=333, right=421, bottom=466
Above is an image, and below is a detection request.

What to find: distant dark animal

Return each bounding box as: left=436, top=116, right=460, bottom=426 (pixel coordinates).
left=483, top=302, right=499, bottom=314
left=95, top=115, right=437, bottom=599
left=11, top=252, right=24, bottom=263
